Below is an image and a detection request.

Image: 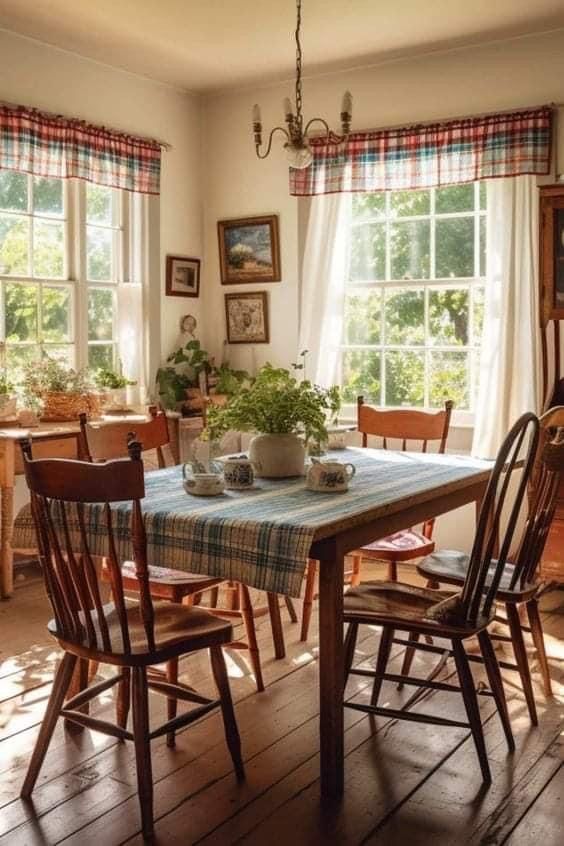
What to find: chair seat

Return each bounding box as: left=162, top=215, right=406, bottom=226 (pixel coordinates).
left=417, top=550, right=538, bottom=600
left=48, top=599, right=233, bottom=665
left=118, top=562, right=222, bottom=589
left=344, top=580, right=491, bottom=635
left=359, top=529, right=435, bottom=562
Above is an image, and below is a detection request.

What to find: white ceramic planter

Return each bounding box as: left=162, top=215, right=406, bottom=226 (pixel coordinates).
left=249, top=433, right=305, bottom=478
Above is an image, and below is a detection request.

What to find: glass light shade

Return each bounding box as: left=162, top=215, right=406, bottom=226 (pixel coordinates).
left=286, top=143, right=313, bottom=169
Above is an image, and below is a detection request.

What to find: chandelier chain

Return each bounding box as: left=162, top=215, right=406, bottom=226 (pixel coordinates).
left=295, top=0, right=303, bottom=127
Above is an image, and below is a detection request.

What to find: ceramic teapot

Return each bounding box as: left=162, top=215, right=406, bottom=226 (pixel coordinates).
left=306, top=458, right=356, bottom=493
left=182, top=462, right=224, bottom=496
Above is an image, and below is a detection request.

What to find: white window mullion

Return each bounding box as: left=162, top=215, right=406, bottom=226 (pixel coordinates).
left=74, top=181, right=89, bottom=371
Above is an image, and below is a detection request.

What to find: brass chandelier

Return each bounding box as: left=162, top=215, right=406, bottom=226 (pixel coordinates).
left=252, top=0, right=353, bottom=169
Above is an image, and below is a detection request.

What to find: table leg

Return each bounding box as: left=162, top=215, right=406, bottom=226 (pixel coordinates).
left=0, top=484, right=14, bottom=599
left=318, top=543, right=345, bottom=798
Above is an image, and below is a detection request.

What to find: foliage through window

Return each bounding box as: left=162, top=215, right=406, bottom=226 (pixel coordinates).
left=0, top=172, right=132, bottom=380
left=341, top=183, right=486, bottom=416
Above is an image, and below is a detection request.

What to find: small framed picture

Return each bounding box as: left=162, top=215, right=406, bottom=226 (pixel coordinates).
left=166, top=255, right=200, bottom=298
left=218, top=215, right=280, bottom=285
left=225, top=291, right=269, bottom=344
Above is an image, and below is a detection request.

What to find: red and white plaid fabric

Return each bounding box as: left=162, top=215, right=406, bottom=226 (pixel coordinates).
left=290, top=106, right=552, bottom=196
left=0, top=105, right=161, bottom=195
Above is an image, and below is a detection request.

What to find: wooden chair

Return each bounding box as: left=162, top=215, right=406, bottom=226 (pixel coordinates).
left=343, top=412, right=539, bottom=783
left=19, top=438, right=243, bottom=841
left=79, top=411, right=294, bottom=695
left=415, top=406, right=564, bottom=725
left=300, top=398, right=453, bottom=641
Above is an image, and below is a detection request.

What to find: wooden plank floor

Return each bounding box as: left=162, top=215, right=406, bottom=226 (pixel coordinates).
left=0, top=561, right=563, bottom=845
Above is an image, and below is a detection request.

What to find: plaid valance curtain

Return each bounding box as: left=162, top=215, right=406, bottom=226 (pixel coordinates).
left=290, top=106, right=553, bottom=197
left=0, top=104, right=161, bottom=195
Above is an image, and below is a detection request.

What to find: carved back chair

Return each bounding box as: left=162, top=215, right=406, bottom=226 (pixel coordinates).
left=19, top=439, right=243, bottom=840
left=300, top=397, right=453, bottom=642
left=417, top=407, right=564, bottom=723
left=343, top=412, right=540, bottom=783
left=80, top=411, right=294, bottom=695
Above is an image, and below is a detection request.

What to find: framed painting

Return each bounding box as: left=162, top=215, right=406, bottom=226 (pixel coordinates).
left=540, top=185, right=564, bottom=325
left=217, top=215, right=280, bottom=284
left=224, top=291, right=269, bottom=344
left=166, top=255, right=200, bottom=298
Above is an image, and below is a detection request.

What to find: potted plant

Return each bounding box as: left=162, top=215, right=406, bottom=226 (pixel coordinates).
left=93, top=367, right=137, bottom=409
left=156, top=339, right=211, bottom=411
left=206, top=363, right=340, bottom=477
left=22, top=357, right=99, bottom=421
left=0, top=374, right=16, bottom=421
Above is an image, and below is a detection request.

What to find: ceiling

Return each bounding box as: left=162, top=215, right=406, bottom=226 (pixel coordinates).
left=0, top=0, right=563, bottom=93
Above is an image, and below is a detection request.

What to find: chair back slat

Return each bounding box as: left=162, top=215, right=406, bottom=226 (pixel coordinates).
left=510, top=407, right=564, bottom=589
left=357, top=396, right=453, bottom=450
left=76, top=503, right=113, bottom=652
left=80, top=407, right=170, bottom=466
left=21, top=438, right=149, bottom=656
left=459, top=413, right=539, bottom=625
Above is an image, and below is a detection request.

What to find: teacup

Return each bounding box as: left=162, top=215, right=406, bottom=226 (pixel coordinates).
left=306, top=458, right=356, bottom=493
left=223, top=456, right=254, bottom=490
left=182, top=464, right=224, bottom=496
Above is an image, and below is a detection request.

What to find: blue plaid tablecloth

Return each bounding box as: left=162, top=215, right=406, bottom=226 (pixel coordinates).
left=13, top=448, right=490, bottom=598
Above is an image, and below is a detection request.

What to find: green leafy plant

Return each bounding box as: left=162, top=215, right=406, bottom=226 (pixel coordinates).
left=212, top=362, right=250, bottom=396
left=206, top=362, right=340, bottom=444
left=22, top=357, right=92, bottom=406
left=156, top=340, right=210, bottom=409
left=0, top=375, right=13, bottom=395
left=93, top=368, right=137, bottom=391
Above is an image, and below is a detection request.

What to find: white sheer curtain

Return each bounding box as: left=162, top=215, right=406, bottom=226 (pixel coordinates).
left=472, top=175, right=542, bottom=459
left=298, top=193, right=352, bottom=386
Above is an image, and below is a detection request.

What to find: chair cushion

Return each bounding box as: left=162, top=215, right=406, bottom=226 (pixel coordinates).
left=359, top=529, right=435, bottom=562
left=417, top=549, right=535, bottom=596
left=343, top=580, right=472, bottom=630
left=48, top=599, right=233, bottom=661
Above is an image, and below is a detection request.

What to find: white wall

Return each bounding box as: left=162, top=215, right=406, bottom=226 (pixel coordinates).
left=201, top=29, right=564, bottom=375
left=0, top=28, right=204, bottom=377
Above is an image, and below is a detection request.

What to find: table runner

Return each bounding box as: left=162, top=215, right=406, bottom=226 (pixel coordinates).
left=13, top=448, right=489, bottom=597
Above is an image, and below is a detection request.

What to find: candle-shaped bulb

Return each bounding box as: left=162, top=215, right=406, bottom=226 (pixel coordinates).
left=252, top=104, right=261, bottom=124
left=341, top=91, right=353, bottom=116
left=283, top=97, right=293, bottom=118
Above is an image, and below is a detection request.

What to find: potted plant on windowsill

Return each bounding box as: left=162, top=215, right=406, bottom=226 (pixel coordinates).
left=0, top=374, right=16, bottom=422
left=206, top=363, right=340, bottom=478
left=93, top=367, right=137, bottom=411
left=22, top=357, right=100, bottom=421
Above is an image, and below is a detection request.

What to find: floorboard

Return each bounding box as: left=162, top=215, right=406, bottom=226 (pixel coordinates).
left=0, top=562, right=562, bottom=846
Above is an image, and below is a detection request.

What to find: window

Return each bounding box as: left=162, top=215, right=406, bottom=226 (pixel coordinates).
left=0, top=172, right=136, bottom=379
left=341, top=183, right=486, bottom=420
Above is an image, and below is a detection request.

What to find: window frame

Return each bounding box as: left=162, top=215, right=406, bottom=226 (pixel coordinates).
left=0, top=175, right=133, bottom=376
left=341, top=182, right=486, bottom=426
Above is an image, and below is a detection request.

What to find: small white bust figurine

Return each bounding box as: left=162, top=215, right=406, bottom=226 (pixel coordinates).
left=179, top=314, right=197, bottom=346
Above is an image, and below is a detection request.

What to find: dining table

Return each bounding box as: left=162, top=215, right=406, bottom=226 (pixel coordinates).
left=13, top=444, right=492, bottom=798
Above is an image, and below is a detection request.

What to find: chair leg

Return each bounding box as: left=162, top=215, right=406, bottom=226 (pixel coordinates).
left=350, top=553, right=362, bottom=587
left=386, top=560, right=398, bottom=581
left=478, top=630, right=515, bottom=751
left=343, top=622, right=359, bottom=688
left=371, top=626, right=394, bottom=707
left=284, top=595, right=298, bottom=624
left=506, top=602, right=538, bottom=725
left=452, top=639, right=491, bottom=783
left=300, top=559, right=317, bottom=641
left=166, top=658, right=179, bottom=748
left=397, top=631, right=420, bottom=689
left=116, top=666, right=131, bottom=737
left=209, top=585, right=220, bottom=608
left=526, top=598, right=553, bottom=698
left=64, top=657, right=90, bottom=734
left=239, top=584, right=264, bottom=692
left=267, top=593, right=286, bottom=659
left=210, top=646, right=244, bottom=781
left=131, top=667, right=154, bottom=842
left=21, top=652, right=77, bottom=798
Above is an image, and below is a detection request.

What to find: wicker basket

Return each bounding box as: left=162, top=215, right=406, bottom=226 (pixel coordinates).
left=41, top=391, right=101, bottom=422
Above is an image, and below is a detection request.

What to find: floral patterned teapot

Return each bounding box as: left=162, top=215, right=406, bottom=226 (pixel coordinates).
left=306, top=458, right=356, bottom=493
